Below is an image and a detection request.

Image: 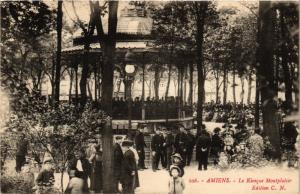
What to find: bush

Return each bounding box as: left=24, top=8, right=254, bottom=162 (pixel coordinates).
left=1, top=171, right=34, bottom=193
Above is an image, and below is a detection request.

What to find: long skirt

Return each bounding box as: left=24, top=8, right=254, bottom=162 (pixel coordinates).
left=90, top=161, right=103, bottom=192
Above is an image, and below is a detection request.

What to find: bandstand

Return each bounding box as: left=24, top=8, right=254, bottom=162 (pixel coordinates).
left=62, top=6, right=194, bottom=136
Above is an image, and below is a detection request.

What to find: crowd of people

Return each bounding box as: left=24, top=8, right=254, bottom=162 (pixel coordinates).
left=202, top=102, right=255, bottom=123
left=112, top=97, right=193, bottom=120
left=6, top=112, right=299, bottom=194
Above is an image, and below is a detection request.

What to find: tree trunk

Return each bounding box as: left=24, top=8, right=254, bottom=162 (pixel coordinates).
left=87, top=80, right=93, bottom=100
left=94, top=64, right=98, bottom=102
left=116, top=78, right=121, bottom=97
left=69, top=69, right=74, bottom=103
left=188, top=63, right=194, bottom=105
left=215, top=69, right=220, bottom=103
left=148, top=80, right=152, bottom=97
left=255, top=78, right=260, bottom=128
left=165, top=64, right=172, bottom=98
left=280, top=8, right=293, bottom=110
left=95, top=1, right=119, bottom=192
left=80, top=61, right=89, bottom=108
left=154, top=65, right=160, bottom=100
left=75, top=65, right=79, bottom=105
left=223, top=68, right=228, bottom=104
left=232, top=68, right=236, bottom=105
left=180, top=66, right=184, bottom=105
left=258, top=1, right=281, bottom=159
left=183, top=68, right=187, bottom=104
left=247, top=73, right=252, bottom=104
left=53, top=1, right=63, bottom=107
left=173, top=78, right=177, bottom=97
left=142, top=63, right=145, bottom=101
left=195, top=1, right=208, bottom=134
left=240, top=76, right=245, bottom=104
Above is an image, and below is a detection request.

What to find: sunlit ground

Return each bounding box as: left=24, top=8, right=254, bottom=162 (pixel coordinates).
left=3, top=159, right=299, bottom=194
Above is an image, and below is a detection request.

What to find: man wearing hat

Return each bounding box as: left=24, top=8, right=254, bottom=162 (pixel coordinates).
left=174, top=126, right=188, bottom=166
left=134, top=128, right=147, bottom=170
left=196, top=130, right=211, bottom=170
left=121, top=140, right=138, bottom=194
left=164, top=129, right=174, bottom=169
left=114, top=136, right=124, bottom=192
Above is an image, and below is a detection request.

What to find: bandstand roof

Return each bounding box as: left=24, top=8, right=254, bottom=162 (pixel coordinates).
left=62, top=6, right=194, bottom=65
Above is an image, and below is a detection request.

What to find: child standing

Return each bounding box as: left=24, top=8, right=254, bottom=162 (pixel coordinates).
left=170, top=153, right=185, bottom=177
left=168, top=165, right=185, bottom=194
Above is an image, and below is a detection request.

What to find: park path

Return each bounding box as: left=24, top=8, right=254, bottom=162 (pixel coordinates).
left=4, top=160, right=299, bottom=194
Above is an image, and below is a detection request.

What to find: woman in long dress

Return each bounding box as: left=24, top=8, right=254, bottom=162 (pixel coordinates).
left=89, top=144, right=103, bottom=193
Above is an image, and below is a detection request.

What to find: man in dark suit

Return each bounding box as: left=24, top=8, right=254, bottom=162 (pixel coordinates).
left=164, top=129, right=174, bottom=169
left=160, top=130, right=167, bottom=168
left=186, top=129, right=196, bottom=166
left=174, top=126, right=188, bottom=166
left=196, top=130, right=212, bottom=170
left=121, top=140, right=137, bottom=194
left=151, top=129, right=163, bottom=171
left=68, top=149, right=91, bottom=193
left=114, top=136, right=124, bottom=192
left=134, top=128, right=147, bottom=170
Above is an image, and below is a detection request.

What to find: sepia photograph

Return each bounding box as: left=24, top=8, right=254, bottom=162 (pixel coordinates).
left=0, top=1, right=299, bottom=194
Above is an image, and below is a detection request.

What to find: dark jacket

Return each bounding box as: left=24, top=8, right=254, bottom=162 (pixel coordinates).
left=211, top=134, right=223, bottom=155
left=121, top=149, right=138, bottom=187
left=165, top=133, right=174, bottom=153
left=16, top=139, right=28, bottom=156
left=175, top=132, right=188, bottom=153
left=151, top=134, right=163, bottom=152
left=134, top=132, right=147, bottom=151
left=196, top=135, right=212, bottom=160
left=186, top=133, right=196, bottom=151
left=68, top=158, right=91, bottom=180
left=113, top=143, right=124, bottom=178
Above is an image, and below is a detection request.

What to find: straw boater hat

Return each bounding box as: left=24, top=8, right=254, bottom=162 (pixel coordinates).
left=169, top=165, right=182, bottom=176
left=171, top=153, right=183, bottom=161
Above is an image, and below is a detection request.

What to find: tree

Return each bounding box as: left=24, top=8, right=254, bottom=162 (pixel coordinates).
left=1, top=1, right=54, bottom=102
left=53, top=1, right=63, bottom=107
left=194, top=1, right=209, bottom=133
left=91, top=1, right=119, bottom=192
left=258, top=1, right=281, bottom=159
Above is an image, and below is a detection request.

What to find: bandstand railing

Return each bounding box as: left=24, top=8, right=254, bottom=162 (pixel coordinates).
left=112, top=100, right=193, bottom=120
